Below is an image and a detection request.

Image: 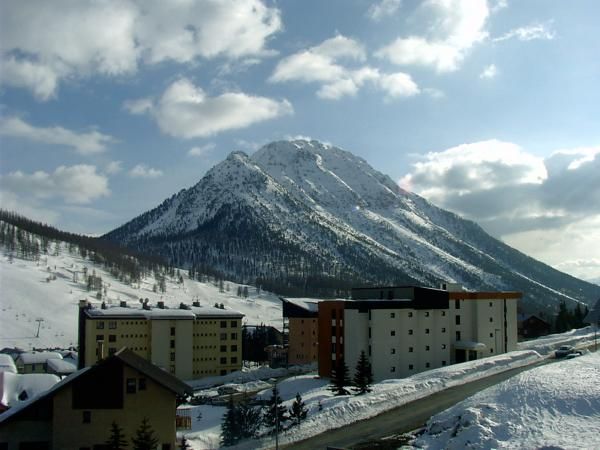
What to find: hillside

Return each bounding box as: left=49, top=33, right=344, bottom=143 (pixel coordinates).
left=0, top=222, right=284, bottom=351
left=104, top=140, right=600, bottom=314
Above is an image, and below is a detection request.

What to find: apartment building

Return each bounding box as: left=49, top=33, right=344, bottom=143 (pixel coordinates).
left=78, top=300, right=243, bottom=380
left=318, top=285, right=520, bottom=382
left=281, top=297, right=319, bottom=365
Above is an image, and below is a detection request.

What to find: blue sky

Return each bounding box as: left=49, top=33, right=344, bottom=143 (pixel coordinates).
left=1, top=0, right=599, bottom=282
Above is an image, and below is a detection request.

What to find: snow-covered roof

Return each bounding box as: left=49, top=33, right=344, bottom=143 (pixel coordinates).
left=282, top=297, right=320, bottom=313
left=84, top=304, right=243, bottom=320
left=0, top=355, right=17, bottom=374
left=16, top=351, right=63, bottom=365
left=46, top=358, right=77, bottom=374
left=0, top=372, right=60, bottom=408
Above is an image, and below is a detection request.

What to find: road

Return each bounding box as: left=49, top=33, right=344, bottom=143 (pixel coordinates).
left=285, top=357, right=554, bottom=450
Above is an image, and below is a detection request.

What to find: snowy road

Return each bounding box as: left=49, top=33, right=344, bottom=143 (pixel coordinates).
left=285, top=357, right=555, bottom=450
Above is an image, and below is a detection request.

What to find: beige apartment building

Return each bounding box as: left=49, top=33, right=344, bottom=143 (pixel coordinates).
left=318, top=285, right=520, bottom=382
left=282, top=298, right=319, bottom=365
left=78, top=300, right=243, bottom=380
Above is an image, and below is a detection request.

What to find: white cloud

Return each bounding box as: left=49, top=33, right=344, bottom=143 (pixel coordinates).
left=1, top=165, right=110, bottom=204
left=367, top=0, right=402, bottom=22
left=129, top=164, right=163, bottom=178
left=423, top=87, right=445, bottom=99
left=494, top=22, right=555, bottom=42
left=271, top=35, right=418, bottom=100
left=125, top=78, right=293, bottom=138
left=0, top=116, right=114, bottom=154
left=123, top=98, right=154, bottom=115
left=188, top=143, right=215, bottom=157
left=0, top=0, right=281, bottom=100
left=480, top=63, right=498, bottom=79
left=105, top=161, right=123, bottom=175
left=550, top=146, right=600, bottom=170
left=0, top=190, right=60, bottom=224
left=376, top=0, right=489, bottom=72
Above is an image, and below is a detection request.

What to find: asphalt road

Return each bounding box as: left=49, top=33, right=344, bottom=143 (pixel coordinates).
left=284, top=357, right=554, bottom=450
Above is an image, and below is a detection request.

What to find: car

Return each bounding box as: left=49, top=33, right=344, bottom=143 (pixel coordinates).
left=555, top=345, right=575, bottom=358
left=565, top=351, right=583, bottom=359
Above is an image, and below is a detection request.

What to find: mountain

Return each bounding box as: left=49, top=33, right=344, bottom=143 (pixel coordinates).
left=104, top=140, right=600, bottom=313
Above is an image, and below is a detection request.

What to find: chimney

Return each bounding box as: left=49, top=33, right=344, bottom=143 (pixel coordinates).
left=157, top=301, right=165, bottom=309
left=101, top=301, right=107, bottom=310
left=79, top=300, right=89, bottom=309
left=192, top=301, right=200, bottom=307
left=119, top=301, right=127, bottom=308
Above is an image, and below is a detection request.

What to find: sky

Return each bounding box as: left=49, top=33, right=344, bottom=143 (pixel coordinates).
left=0, top=0, right=599, bottom=282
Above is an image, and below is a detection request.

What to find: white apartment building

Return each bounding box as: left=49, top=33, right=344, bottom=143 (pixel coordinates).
left=318, top=285, right=519, bottom=381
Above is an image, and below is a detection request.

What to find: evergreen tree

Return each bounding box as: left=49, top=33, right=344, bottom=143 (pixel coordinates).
left=329, top=360, right=351, bottom=396
left=352, top=350, right=373, bottom=395
left=105, top=421, right=128, bottom=450
left=131, top=418, right=158, bottom=450
left=221, top=395, right=241, bottom=446
left=263, top=386, right=288, bottom=432
left=288, top=392, right=308, bottom=425
left=238, top=396, right=261, bottom=438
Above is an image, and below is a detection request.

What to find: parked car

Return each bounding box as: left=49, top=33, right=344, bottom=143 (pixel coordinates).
left=565, top=351, right=583, bottom=359
left=555, top=345, right=575, bottom=358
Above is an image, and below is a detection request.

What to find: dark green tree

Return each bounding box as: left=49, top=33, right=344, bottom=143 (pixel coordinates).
left=221, top=395, right=241, bottom=447
left=238, top=396, right=262, bottom=438
left=105, top=421, right=128, bottom=449
left=352, top=351, right=374, bottom=395
left=131, top=418, right=158, bottom=450
left=263, top=386, right=288, bottom=432
left=329, top=360, right=351, bottom=396
left=288, top=392, right=308, bottom=425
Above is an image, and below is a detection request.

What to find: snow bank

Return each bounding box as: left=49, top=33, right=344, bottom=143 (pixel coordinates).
left=518, top=326, right=598, bottom=355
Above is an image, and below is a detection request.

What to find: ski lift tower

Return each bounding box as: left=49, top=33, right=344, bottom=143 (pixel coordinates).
left=35, top=318, right=44, bottom=338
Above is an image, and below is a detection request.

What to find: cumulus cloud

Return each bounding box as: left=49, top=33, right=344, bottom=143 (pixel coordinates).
left=271, top=35, right=419, bottom=100
left=0, top=0, right=281, bottom=100
left=494, top=22, right=555, bottom=42
left=1, top=165, right=110, bottom=204
left=125, top=78, right=292, bottom=138
left=367, top=0, right=402, bottom=22
left=188, top=143, right=215, bottom=157
left=401, top=141, right=600, bottom=278
left=480, top=63, right=498, bottom=79
left=129, top=164, right=163, bottom=178
left=0, top=116, right=114, bottom=154
left=105, top=161, right=123, bottom=175
left=376, top=0, right=489, bottom=72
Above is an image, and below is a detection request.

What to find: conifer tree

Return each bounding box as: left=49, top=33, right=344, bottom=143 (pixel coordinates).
left=288, top=392, right=308, bottom=425
left=105, top=421, right=128, bottom=450
left=238, top=395, right=261, bottom=438
left=131, top=418, right=158, bottom=450
left=352, top=350, right=373, bottom=395
left=263, top=386, right=288, bottom=431
left=329, top=360, right=351, bottom=396
left=221, top=395, right=241, bottom=446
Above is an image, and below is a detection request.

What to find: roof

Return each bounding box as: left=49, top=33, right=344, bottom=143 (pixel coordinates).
left=46, top=359, right=77, bottom=374
left=84, top=304, right=243, bottom=320
left=16, top=352, right=63, bottom=365
left=584, top=298, right=600, bottom=324
left=449, top=291, right=522, bottom=300
left=0, top=348, right=192, bottom=425
left=0, top=355, right=17, bottom=374
left=0, top=372, right=60, bottom=408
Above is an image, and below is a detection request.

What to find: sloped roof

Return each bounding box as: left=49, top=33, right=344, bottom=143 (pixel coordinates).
left=16, top=352, right=62, bottom=365
left=0, top=355, right=17, bottom=374
left=0, top=372, right=60, bottom=408
left=46, top=359, right=77, bottom=375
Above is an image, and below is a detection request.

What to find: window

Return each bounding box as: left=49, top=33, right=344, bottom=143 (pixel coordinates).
left=490, top=332, right=494, bottom=338
left=455, top=299, right=460, bottom=309
left=231, top=357, right=238, bottom=364
left=442, top=327, right=446, bottom=333
left=390, top=330, right=396, bottom=336
left=231, top=332, right=237, bottom=340
left=489, top=317, right=493, bottom=323
left=82, top=411, right=91, bottom=423
left=220, top=369, right=227, bottom=376
left=426, top=345, right=430, bottom=351
left=331, top=343, right=336, bottom=353
left=409, top=364, right=414, bottom=370
left=96, top=334, right=103, bottom=341
left=425, top=362, right=430, bottom=368
left=96, top=321, right=104, bottom=329
left=231, top=320, right=237, bottom=328
left=490, top=348, right=494, bottom=353
left=391, top=366, right=396, bottom=372
left=108, top=321, right=117, bottom=329
left=220, top=333, right=227, bottom=341
left=368, top=327, right=371, bottom=338
left=442, top=311, right=446, bottom=316
left=170, top=327, right=176, bottom=336
left=331, top=326, right=336, bottom=336
left=170, top=340, right=175, bottom=349
left=409, top=346, right=413, bottom=352
left=108, top=347, right=116, bottom=356
left=408, top=312, right=413, bottom=318
left=231, top=345, right=237, bottom=352
left=442, top=344, right=447, bottom=349
left=220, top=321, right=227, bottom=328
left=425, top=311, right=430, bottom=317
left=108, top=335, right=116, bottom=343
left=220, top=345, right=227, bottom=352
left=391, top=348, right=396, bottom=354
left=455, top=315, right=461, bottom=325
left=425, top=328, right=430, bottom=334
left=390, top=312, right=395, bottom=318
left=456, top=331, right=461, bottom=341
left=170, top=353, right=175, bottom=362
left=331, top=309, right=337, bottom=319
left=408, top=329, right=413, bottom=335
left=442, top=361, right=447, bottom=366
left=126, top=378, right=136, bottom=394
left=220, top=357, right=227, bottom=364
left=138, top=378, right=147, bottom=391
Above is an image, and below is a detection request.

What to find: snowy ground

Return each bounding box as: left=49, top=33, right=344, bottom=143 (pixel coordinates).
left=0, top=243, right=284, bottom=351
left=413, top=351, right=600, bottom=449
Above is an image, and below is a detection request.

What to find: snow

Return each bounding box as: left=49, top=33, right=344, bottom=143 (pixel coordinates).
left=17, top=351, right=63, bottom=365
left=0, top=372, right=60, bottom=408
left=413, top=351, right=600, bottom=449
left=0, top=355, right=17, bottom=374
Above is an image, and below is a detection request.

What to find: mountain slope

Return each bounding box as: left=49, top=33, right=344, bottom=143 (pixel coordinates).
left=104, top=140, right=600, bottom=313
